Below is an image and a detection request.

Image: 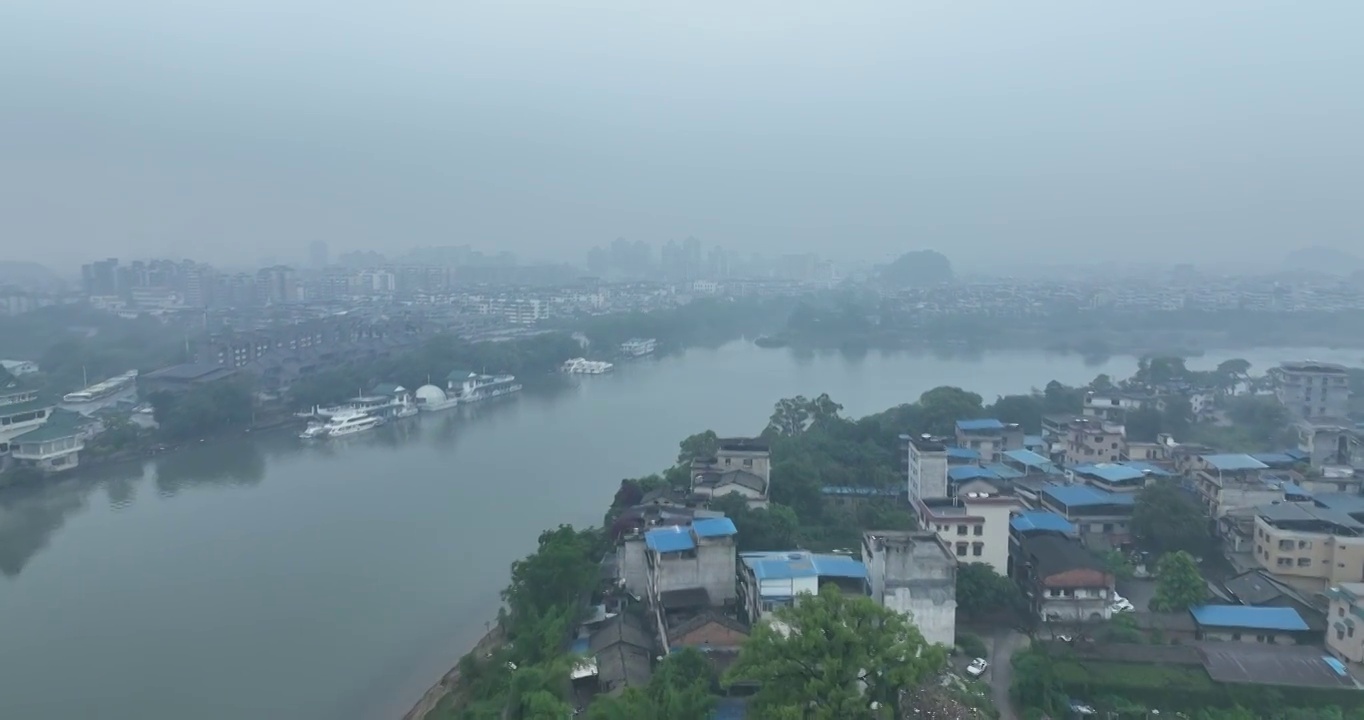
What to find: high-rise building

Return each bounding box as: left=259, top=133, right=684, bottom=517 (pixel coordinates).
left=309, top=241, right=329, bottom=269
left=81, top=258, right=120, bottom=296
left=1272, top=361, right=1351, bottom=419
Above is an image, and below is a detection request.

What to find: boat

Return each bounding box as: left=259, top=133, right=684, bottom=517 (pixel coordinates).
left=620, top=338, right=657, bottom=357
left=62, top=370, right=139, bottom=403
left=315, top=384, right=416, bottom=419
left=446, top=370, right=522, bottom=403
left=562, top=358, right=614, bottom=374
left=298, top=422, right=329, bottom=440
left=321, top=410, right=383, bottom=438
left=414, top=384, right=459, bottom=412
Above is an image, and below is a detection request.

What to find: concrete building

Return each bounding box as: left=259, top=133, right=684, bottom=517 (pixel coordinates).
left=1007, top=511, right=1079, bottom=577
left=737, top=550, right=868, bottom=624
left=915, top=494, right=1022, bottom=574
left=1294, top=418, right=1360, bottom=469
left=905, top=434, right=950, bottom=502
left=644, top=518, right=739, bottom=617
left=0, top=387, right=53, bottom=457
left=861, top=531, right=957, bottom=648
left=1062, top=416, right=1127, bottom=466
left=1191, top=454, right=1279, bottom=519
left=1014, top=534, right=1115, bottom=624
left=1251, top=495, right=1364, bottom=592
left=0, top=360, right=39, bottom=377
left=139, top=364, right=240, bottom=396
left=1272, top=361, right=1351, bottom=420
left=1038, top=483, right=1136, bottom=546
left=9, top=413, right=89, bottom=473
left=1326, top=583, right=1364, bottom=667
left=1070, top=463, right=1155, bottom=494
left=1189, top=605, right=1311, bottom=645
left=691, top=438, right=771, bottom=508
left=954, top=419, right=1024, bottom=463
left=1082, top=391, right=1146, bottom=422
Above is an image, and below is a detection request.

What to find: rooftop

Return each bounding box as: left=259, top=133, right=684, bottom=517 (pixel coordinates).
left=982, top=463, right=1025, bottom=480
left=645, top=526, right=696, bottom=553
left=948, top=466, right=999, bottom=483
left=1189, top=605, right=1309, bottom=632
left=819, top=485, right=901, bottom=497
left=740, top=550, right=868, bottom=582
left=1120, top=461, right=1173, bottom=477
left=143, top=363, right=238, bottom=382
left=1198, top=643, right=1356, bottom=690
left=1257, top=502, right=1364, bottom=533
left=1040, top=483, right=1136, bottom=509
left=945, top=447, right=981, bottom=461
left=1020, top=534, right=1109, bottom=581
left=956, top=418, right=1006, bottom=432
left=691, top=517, right=738, bottom=538
left=1201, top=454, right=1270, bottom=472
left=1278, top=360, right=1349, bottom=374
left=1071, top=463, right=1146, bottom=484
left=1002, top=449, right=1059, bottom=471
left=1010, top=510, right=1078, bottom=535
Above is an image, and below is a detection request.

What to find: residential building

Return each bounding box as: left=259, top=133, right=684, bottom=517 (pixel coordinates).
left=691, top=438, right=770, bottom=508
left=1083, top=391, right=1145, bottom=422
left=1124, top=437, right=1172, bottom=462
left=0, top=360, right=39, bottom=376
left=905, top=434, right=950, bottom=502
left=1007, top=510, right=1079, bottom=577
left=9, top=410, right=92, bottom=473
left=954, top=419, right=1024, bottom=462
left=644, top=518, right=739, bottom=619
left=999, top=449, right=1062, bottom=478
left=587, top=614, right=653, bottom=695
left=614, top=506, right=726, bottom=598
left=664, top=611, right=749, bottom=655
left=915, top=494, right=1022, bottom=573
left=1070, top=463, right=1157, bottom=494
left=1294, top=418, right=1360, bottom=469
left=1325, top=583, right=1364, bottom=667
left=1013, top=534, right=1115, bottom=623
left=1251, top=495, right=1364, bottom=592
left=1037, top=483, right=1136, bottom=546
left=139, top=364, right=240, bottom=395
left=1272, top=360, right=1351, bottom=420
left=1062, top=416, right=1127, bottom=465
left=1191, top=453, right=1280, bottom=518
left=861, top=531, right=957, bottom=648
left=1189, top=605, right=1311, bottom=645
left=737, top=551, right=868, bottom=624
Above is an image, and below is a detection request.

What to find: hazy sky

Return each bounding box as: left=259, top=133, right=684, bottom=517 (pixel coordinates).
left=2, top=1, right=1361, bottom=272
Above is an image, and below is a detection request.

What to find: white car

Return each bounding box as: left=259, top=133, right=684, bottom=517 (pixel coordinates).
left=966, top=657, right=989, bottom=678
left=1110, top=599, right=1136, bottom=613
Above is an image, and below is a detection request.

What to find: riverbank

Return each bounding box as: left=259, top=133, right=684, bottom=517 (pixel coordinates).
left=400, top=624, right=505, bottom=720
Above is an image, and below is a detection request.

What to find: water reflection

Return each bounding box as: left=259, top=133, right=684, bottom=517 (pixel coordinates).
left=153, top=436, right=267, bottom=496
left=0, top=476, right=100, bottom=577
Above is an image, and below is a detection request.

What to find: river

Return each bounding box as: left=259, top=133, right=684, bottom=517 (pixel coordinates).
left=0, top=342, right=1359, bottom=720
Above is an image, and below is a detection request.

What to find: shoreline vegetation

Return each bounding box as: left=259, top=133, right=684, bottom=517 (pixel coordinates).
left=412, top=357, right=1363, bottom=719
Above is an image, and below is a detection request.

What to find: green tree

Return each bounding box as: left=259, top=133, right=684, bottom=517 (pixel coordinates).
left=918, top=386, right=985, bottom=436
left=1089, top=374, right=1115, bottom=392
left=586, top=648, right=717, bottom=720
left=1150, top=551, right=1208, bottom=612
left=767, top=395, right=813, bottom=437
left=1216, top=358, right=1252, bottom=394
left=725, top=584, right=947, bottom=719
left=956, top=562, right=1026, bottom=621
left=1041, top=381, right=1083, bottom=415
left=1132, top=482, right=1209, bottom=555
left=710, top=495, right=803, bottom=551
left=676, top=430, right=719, bottom=465
left=986, top=394, right=1045, bottom=433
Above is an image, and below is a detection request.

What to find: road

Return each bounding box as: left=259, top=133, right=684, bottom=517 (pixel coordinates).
left=988, top=629, right=1029, bottom=720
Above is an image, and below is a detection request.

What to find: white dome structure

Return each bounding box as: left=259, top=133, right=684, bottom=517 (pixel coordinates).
left=415, top=385, right=448, bottom=403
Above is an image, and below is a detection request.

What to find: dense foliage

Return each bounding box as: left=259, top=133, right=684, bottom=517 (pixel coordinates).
left=1131, top=481, right=1211, bottom=556
left=723, top=584, right=948, bottom=719
left=585, top=648, right=717, bottom=720
left=148, top=377, right=256, bottom=440
left=1150, top=551, right=1208, bottom=612
left=955, top=562, right=1027, bottom=621
left=877, top=250, right=954, bottom=288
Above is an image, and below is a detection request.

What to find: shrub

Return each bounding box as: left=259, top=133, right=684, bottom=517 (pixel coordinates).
left=956, top=631, right=989, bottom=658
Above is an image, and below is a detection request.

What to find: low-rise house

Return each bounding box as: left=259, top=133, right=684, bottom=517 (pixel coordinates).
left=1215, top=569, right=1329, bottom=635
left=1083, top=391, right=1146, bottom=422
left=644, top=518, right=739, bottom=619
left=1294, top=418, right=1360, bottom=469
left=1038, top=483, right=1136, bottom=546
left=588, top=614, right=653, bottom=694
left=1007, top=510, right=1078, bottom=575
left=1191, top=453, right=1280, bottom=518
left=945, top=446, right=981, bottom=465
left=819, top=485, right=901, bottom=518
left=1189, top=605, right=1312, bottom=645
left=916, top=494, right=1022, bottom=573
left=861, top=530, right=956, bottom=648
left=691, top=438, right=771, bottom=508
left=615, top=506, right=726, bottom=597
left=1250, top=494, right=1364, bottom=592
left=1013, top=534, right=1115, bottom=623
left=9, top=409, right=95, bottom=473
left=139, top=363, right=239, bottom=395
left=737, top=550, right=868, bottom=624
left=954, top=419, right=1024, bottom=463
left=999, top=449, right=1063, bottom=477
left=1302, top=465, right=1363, bottom=496
left=1124, top=438, right=1172, bottom=463
left=1325, top=583, right=1364, bottom=667
left=665, top=611, right=749, bottom=654
left=1070, top=463, right=1153, bottom=494
left=0, top=387, right=53, bottom=457
left=905, top=434, right=950, bottom=502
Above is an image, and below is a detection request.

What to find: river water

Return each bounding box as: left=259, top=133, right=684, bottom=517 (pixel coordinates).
left=0, top=342, right=1360, bottom=720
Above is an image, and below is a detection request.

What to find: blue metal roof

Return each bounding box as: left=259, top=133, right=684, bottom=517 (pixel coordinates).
left=1072, top=463, right=1145, bottom=484
left=1251, top=452, right=1298, bottom=468
left=1024, top=434, right=1044, bottom=447
left=570, top=636, right=590, bottom=655
left=820, top=485, right=900, bottom=497
left=983, top=463, right=1025, bottom=480
left=956, top=418, right=1005, bottom=432
left=1041, top=483, right=1136, bottom=508
left=1201, top=453, right=1270, bottom=471
left=691, top=517, right=738, bottom=538
left=1010, top=510, right=1078, bottom=535
left=1121, top=461, right=1172, bottom=477
left=948, top=466, right=999, bottom=483
left=740, top=551, right=867, bottom=582
left=946, top=447, right=981, bottom=461
left=645, top=526, right=697, bottom=553
left=1279, top=482, right=1311, bottom=499
left=1190, top=605, right=1309, bottom=632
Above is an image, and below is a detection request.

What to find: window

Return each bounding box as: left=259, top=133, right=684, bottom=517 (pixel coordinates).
left=1277, top=557, right=1292, bottom=567
left=1338, top=628, right=1347, bottom=641
left=1298, top=540, right=1310, bottom=549
left=742, top=458, right=752, bottom=467
left=973, top=525, right=983, bottom=536
left=1103, top=523, right=1114, bottom=533
left=1278, top=539, right=1294, bottom=551
left=1111, top=442, right=1118, bottom=450
left=1350, top=626, right=1356, bottom=639
left=1341, top=607, right=1347, bottom=617
left=1296, top=558, right=1312, bottom=567
left=956, top=543, right=968, bottom=556
left=957, top=525, right=968, bottom=536
left=972, top=543, right=983, bottom=557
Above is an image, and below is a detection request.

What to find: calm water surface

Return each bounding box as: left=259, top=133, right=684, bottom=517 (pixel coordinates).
left=1, top=343, right=1359, bottom=720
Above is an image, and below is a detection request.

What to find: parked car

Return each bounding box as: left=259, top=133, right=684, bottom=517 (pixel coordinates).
left=966, top=657, right=989, bottom=678
left=1110, top=599, right=1136, bottom=613
left=1057, top=634, right=1073, bottom=643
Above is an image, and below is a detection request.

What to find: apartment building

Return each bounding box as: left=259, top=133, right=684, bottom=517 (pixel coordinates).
left=1038, top=484, right=1135, bottom=546
left=1191, top=453, right=1284, bottom=519
left=1062, top=416, right=1127, bottom=465
left=1326, top=583, right=1364, bottom=667
left=737, top=551, right=868, bottom=624
left=915, top=494, right=1022, bottom=574
left=643, top=518, right=739, bottom=617
left=1272, top=360, right=1351, bottom=420
left=954, top=419, right=1024, bottom=463
left=1252, top=494, right=1364, bottom=593
left=905, top=434, right=950, bottom=502
left=1013, top=534, right=1115, bottom=623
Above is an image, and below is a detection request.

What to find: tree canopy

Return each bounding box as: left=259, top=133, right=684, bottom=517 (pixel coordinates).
left=586, top=647, right=717, bottom=720
left=956, top=562, right=1027, bottom=621
left=876, top=250, right=953, bottom=288
left=1131, top=482, right=1209, bottom=556
left=724, top=584, right=947, bottom=719
left=1150, top=551, right=1208, bottom=612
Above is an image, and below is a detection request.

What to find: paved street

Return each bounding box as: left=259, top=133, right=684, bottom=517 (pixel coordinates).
left=988, top=629, right=1029, bottom=720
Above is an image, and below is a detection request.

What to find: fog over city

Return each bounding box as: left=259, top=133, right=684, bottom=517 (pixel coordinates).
left=2, top=1, right=1362, bottom=272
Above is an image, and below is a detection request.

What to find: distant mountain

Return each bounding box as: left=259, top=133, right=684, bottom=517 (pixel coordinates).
left=1283, top=246, right=1363, bottom=275
left=0, top=261, right=66, bottom=291
left=876, top=250, right=953, bottom=288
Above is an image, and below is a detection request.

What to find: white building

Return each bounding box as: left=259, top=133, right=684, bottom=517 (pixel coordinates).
left=915, top=495, right=1022, bottom=575
left=906, top=435, right=949, bottom=502
left=862, top=531, right=957, bottom=648
left=1, top=360, right=39, bottom=376
left=737, top=550, right=868, bottom=624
